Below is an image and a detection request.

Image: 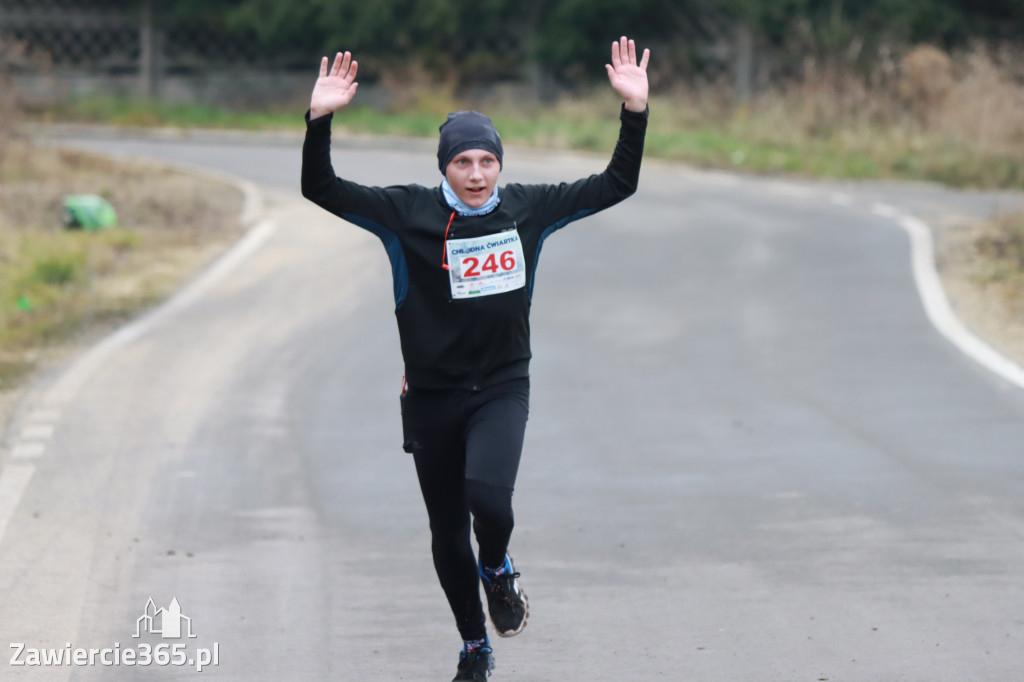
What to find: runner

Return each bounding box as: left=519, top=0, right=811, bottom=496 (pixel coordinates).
left=301, top=36, right=649, bottom=681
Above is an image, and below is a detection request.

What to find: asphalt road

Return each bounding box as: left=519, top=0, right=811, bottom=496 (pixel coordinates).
left=2, top=128, right=1024, bottom=681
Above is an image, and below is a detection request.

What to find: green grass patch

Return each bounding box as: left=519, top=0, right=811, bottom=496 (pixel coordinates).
left=0, top=228, right=141, bottom=352
left=41, top=95, right=301, bottom=130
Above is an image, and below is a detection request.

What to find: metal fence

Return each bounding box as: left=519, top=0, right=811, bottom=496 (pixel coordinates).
left=0, top=0, right=140, bottom=69
left=0, top=0, right=770, bottom=109
left=0, top=0, right=311, bottom=107
left=0, top=0, right=275, bottom=67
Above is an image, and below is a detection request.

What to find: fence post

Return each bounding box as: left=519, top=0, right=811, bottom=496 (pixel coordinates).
left=139, top=0, right=162, bottom=98
left=734, top=23, right=753, bottom=106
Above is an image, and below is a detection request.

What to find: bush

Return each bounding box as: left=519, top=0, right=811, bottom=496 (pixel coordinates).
left=33, top=256, right=80, bottom=286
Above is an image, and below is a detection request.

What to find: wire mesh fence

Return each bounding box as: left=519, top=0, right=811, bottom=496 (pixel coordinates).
left=0, top=0, right=136, bottom=69
left=0, top=0, right=311, bottom=107
left=0, top=0, right=279, bottom=68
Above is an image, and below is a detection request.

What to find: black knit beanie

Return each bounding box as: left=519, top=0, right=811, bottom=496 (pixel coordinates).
left=437, top=110, right=503, bottom=174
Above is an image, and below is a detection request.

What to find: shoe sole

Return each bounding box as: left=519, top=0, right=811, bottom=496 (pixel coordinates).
left=493, top=587, right=529, bottom=638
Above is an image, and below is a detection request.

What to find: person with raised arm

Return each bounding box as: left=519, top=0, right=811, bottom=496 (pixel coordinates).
left=301, top=36, right=649, bottom=682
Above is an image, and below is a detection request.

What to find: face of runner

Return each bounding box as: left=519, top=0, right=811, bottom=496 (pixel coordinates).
left=445, top=150, right=500, bottom=208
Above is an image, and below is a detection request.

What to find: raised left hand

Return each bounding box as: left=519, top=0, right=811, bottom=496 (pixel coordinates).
left=605, top=36, right=650, bottom=113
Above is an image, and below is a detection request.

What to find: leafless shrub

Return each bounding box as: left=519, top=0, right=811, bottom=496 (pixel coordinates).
left=737, top=42, right=1024, bottom=159
left=378, top=59, right=459, bottom=116
left=787, top=53, right=903, bottom=139
left=900, top=45, right=954, bottom=127
left=939, top=47, right=1024, bottom=153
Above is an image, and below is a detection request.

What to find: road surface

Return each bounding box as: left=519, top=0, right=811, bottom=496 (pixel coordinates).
left=2, top=128, right=1023, bottom=681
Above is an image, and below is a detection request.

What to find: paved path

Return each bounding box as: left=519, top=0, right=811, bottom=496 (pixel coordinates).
left=1, top=129, right=1023, bottom=681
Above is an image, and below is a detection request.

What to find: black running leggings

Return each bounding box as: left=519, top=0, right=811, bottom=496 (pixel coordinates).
left=401, top=377, right=529, bottom=641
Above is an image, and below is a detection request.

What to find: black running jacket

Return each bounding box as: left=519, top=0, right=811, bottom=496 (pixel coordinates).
left=301, top=105, right=648, bottom=390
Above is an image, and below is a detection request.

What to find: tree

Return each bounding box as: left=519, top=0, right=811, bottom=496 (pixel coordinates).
left=149, top=0, right=1024, bottom=93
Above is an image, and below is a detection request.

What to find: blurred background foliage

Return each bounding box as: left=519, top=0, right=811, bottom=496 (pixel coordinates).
left=152, top=0, right=1024, bottom=87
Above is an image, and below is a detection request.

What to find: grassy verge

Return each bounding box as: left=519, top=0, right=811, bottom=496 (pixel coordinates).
left=936, top=212, right=1024, bottom=367
left=0, top=141, right=244, bottom=391
left=34, top=91, right=1024, bottom=191
left=39, top=95, right=300, bottom=131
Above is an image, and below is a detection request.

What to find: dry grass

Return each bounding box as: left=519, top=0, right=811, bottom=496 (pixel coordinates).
left=676, top=45, right=1024, bottom=186
left=0, top=140, right=245, bottom=391
left=936, top=212, right=1024, bottom=367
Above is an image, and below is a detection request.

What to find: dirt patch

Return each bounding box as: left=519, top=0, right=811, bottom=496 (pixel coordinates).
left=934, top=213, right=1024, bottom=369
left=0, top=139, right=247, bottom=430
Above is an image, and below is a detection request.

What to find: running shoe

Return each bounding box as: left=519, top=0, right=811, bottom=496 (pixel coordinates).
left=479, top=555, right=529, bottom=637
left=452, top=644, right=494, bottom=681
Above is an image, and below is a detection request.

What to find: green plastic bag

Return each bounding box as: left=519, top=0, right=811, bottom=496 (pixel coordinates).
left=63, top=194, right=118, bottom=231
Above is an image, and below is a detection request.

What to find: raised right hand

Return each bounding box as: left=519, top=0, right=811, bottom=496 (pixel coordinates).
left=310, top=51, right=359, bottom=120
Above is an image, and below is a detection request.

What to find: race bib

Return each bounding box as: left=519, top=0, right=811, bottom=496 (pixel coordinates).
left=446, top=228, right=526, bottom=299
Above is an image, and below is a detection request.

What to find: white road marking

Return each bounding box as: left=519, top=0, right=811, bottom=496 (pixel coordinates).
left=27, top=409, right=61, bottom=423
left=20, top=424, right=54, bottom=440
left=44, top=217, right=277, bottom=406
left=899, top=214, right=1024, bottom=390
left=0, top=464, right=35, bottom=547
left=11, top=442, right=46, bottom=460
left=785, top=190, right=1024, bottom=391
left=717, top=182, right=1023, bottom=391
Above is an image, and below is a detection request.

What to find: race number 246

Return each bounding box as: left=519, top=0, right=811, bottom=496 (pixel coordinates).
left=461, top=251, right=516, bottom=278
